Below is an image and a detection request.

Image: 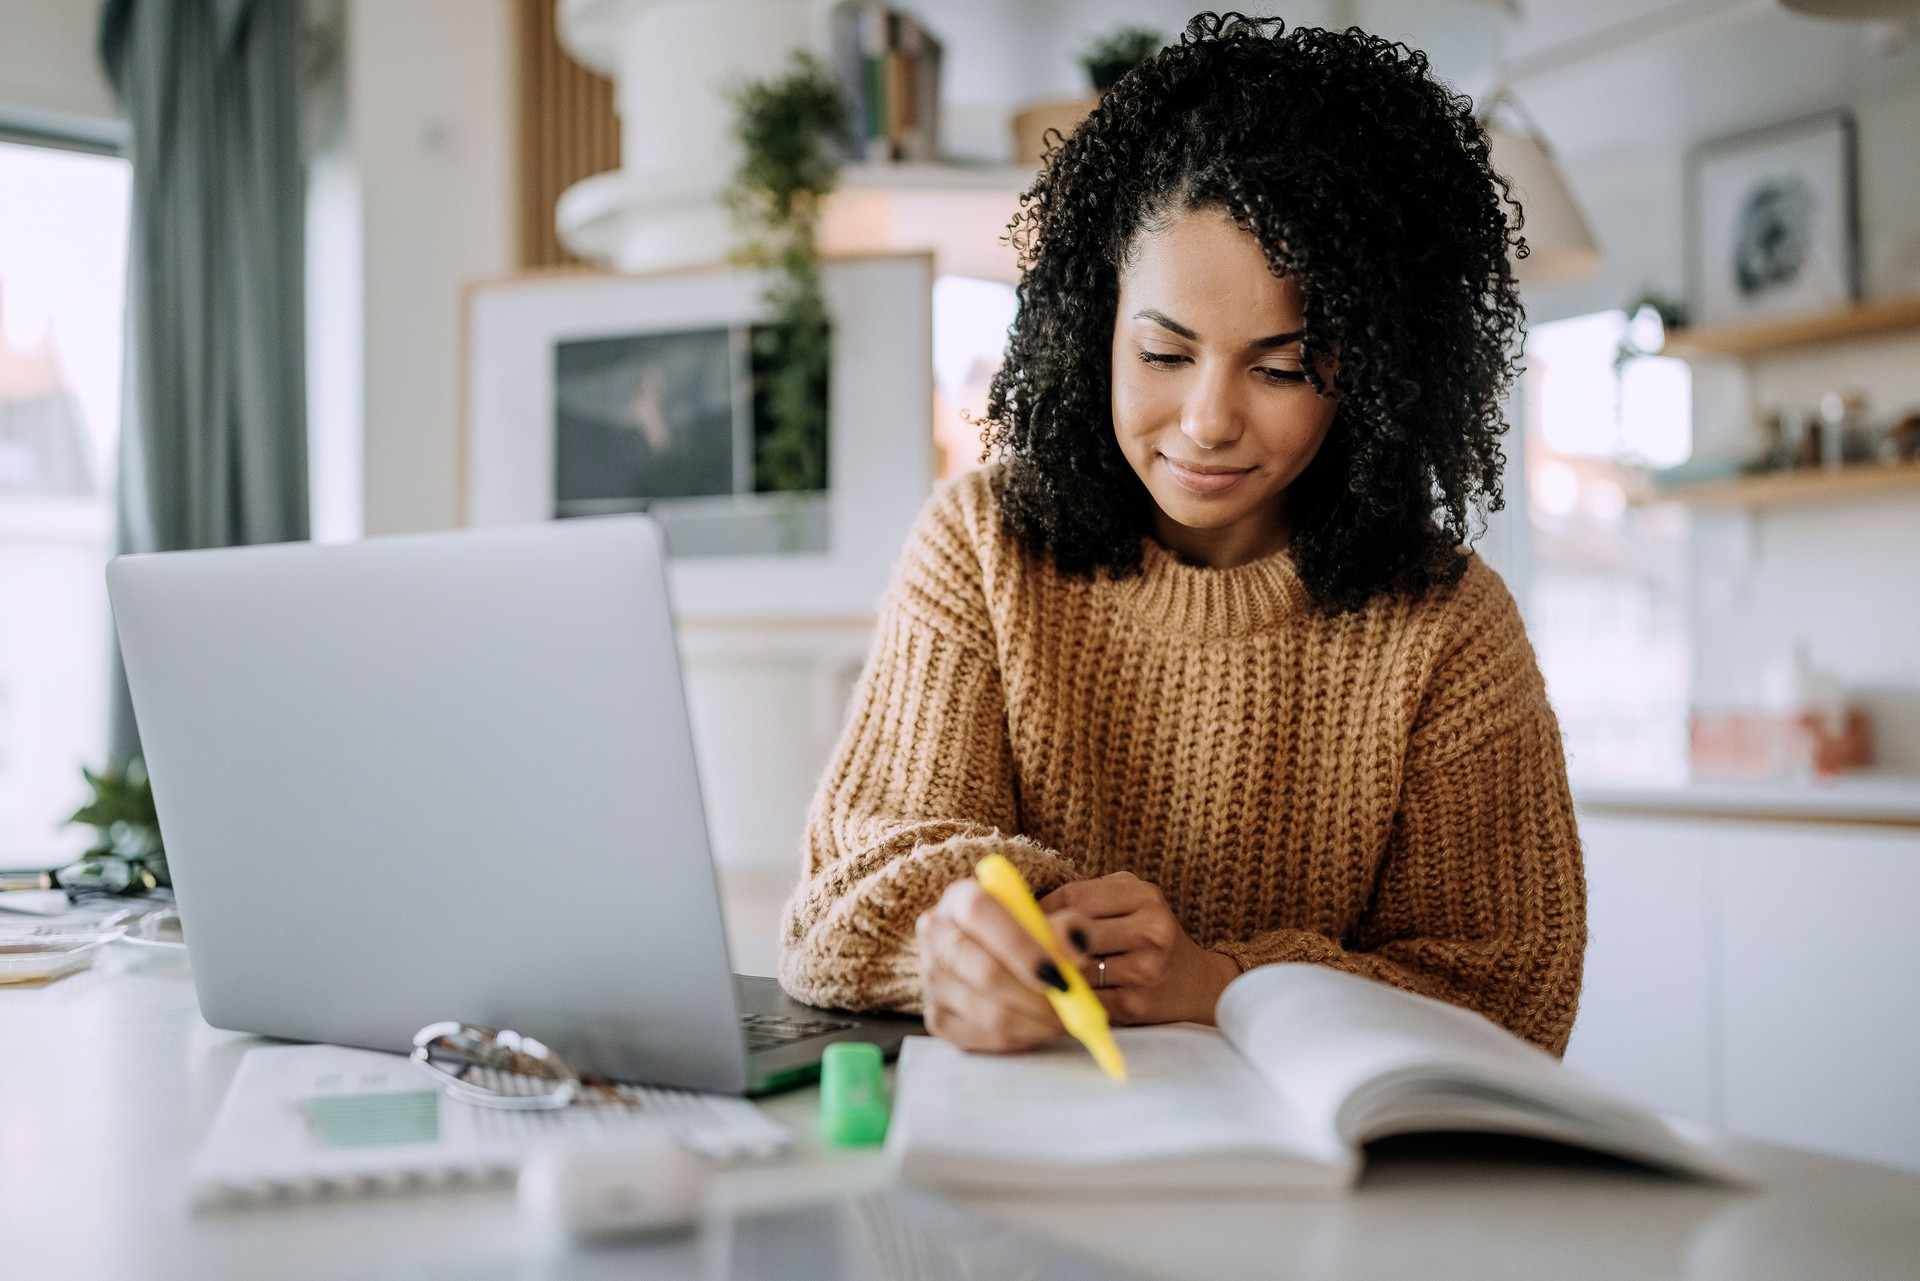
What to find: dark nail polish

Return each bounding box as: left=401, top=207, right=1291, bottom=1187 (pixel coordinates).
left=1069, top=929, right=1089, bottom=954
left=1037, top=961, right=1069, bottom=992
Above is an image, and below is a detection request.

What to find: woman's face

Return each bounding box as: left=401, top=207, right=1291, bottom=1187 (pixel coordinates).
left=1110, top=206, right=1339, bottom=567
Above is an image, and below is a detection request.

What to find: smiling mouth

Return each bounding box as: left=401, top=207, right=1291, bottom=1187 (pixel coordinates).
left=1160, top=455, right=1255, bottom=495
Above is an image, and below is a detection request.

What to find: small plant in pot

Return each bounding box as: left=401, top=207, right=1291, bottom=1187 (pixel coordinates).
left=1012, top=26, right=1165, bottom=165
left=63, top=757, right=168, bottom=894
left=1081, top=27, right=1165, bottom=93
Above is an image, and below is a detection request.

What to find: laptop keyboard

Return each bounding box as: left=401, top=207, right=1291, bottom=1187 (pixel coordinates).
left=741, top=1012, right=857, bottom=1052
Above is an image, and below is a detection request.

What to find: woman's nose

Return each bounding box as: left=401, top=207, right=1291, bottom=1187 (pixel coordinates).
left=1179, top=366, right=1244, bottom=450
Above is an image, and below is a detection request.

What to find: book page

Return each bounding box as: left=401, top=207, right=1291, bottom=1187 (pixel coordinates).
left=1216, top=965, right=1752, bottom=1182
left=1217, top=964, right=1567, bottom=1140
left=887, top=1025, right=1346, bottom=1171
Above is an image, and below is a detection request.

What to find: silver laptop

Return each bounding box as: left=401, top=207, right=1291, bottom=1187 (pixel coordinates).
left=107, top=516, right=916, bottom=1095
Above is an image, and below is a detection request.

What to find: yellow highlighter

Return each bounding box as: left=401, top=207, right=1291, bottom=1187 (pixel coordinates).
left=973, top=854, right=1127, bottom=1082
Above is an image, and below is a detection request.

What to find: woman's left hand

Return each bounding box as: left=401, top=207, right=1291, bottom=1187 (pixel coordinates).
left=1039, top=872, right=1241, bottom=1026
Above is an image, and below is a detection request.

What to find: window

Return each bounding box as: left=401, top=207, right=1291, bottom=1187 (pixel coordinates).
left=1521, top=308, right=1692, bottom=786
left=931, top=275, right=1017, bottom=479
left=0, top=139, right=132, bottom=863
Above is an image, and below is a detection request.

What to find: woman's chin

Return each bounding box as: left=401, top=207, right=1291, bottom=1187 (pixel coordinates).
left=1149, top=486, right=1263, bottom=532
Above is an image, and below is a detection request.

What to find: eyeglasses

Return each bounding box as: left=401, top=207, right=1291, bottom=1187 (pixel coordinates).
left=410, top=1021, right=584, bottom=1111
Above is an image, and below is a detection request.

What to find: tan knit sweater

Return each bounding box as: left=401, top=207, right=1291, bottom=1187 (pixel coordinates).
left=779, top=467, right=1585, bottom=1053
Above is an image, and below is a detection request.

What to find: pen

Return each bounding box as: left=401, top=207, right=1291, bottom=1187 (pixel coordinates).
left=973, top=854, right=1127, bottom=1082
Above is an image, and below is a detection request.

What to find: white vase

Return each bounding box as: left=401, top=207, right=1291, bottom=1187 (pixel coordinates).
left=556, top=0, right=817, bottom=271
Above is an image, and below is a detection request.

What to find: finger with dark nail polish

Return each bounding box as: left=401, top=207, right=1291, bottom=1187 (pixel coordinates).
left=1036, top=961, right=1069, bottom=992
left=1068, top=928, right=1089, bottom=955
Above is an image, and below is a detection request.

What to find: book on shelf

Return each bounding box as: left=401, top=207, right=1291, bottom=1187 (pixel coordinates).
left=888, top=964, right=1752, bottom=1193
left=830, top=2, right=942, bottom=164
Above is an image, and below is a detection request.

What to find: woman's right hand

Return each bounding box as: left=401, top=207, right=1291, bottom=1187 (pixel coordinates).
left=915, top=878, right=1083, bottom=1053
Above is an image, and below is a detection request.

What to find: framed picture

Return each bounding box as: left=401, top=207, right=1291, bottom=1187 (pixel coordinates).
left=463, top=254, right=934, bottom=618
left=1689, top=111, right=1858, bottom=328
left=553, top=325, right=749, bottom=514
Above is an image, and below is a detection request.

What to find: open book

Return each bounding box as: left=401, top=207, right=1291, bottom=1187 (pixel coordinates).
left=888, top=964, right=1749, bottom=1192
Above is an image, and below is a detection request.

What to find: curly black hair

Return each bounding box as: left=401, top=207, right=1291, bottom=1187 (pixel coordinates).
left=983, top=13, right=1526, bottom=612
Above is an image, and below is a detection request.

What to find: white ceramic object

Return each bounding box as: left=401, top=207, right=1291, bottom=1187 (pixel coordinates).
left=517, top=1129, right=708, bottom=1240
left=556, top=0, right=816, bottom=272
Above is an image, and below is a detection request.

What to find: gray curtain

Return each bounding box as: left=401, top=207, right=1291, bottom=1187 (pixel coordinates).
left=100, top=0, right=309, bottom=765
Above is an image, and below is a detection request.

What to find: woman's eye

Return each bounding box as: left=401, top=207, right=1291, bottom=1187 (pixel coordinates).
left=1256, top=366, right=1310, bottom=384
left=1138, top=350, right=1187, bottom=367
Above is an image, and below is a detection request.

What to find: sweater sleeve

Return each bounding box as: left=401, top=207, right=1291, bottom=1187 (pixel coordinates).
left=777, top=484, right=1079, bottom=1013
left=1212, top=566, right=1587, bottom=1054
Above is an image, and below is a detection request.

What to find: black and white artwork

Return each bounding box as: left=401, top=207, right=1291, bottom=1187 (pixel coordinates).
left=550, top=324, right=829, bottom=556
left=464, top=256, right=932, bottom=614
left=1691, top=113, right=1856, bottom=327
left=553, top=327, right=743, bottom=515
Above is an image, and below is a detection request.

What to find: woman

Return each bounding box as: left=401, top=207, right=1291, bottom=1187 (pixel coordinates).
left=779, top=16, right=1584, bottom=1055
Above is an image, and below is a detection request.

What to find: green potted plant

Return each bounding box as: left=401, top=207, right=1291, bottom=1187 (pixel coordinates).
left=64, top=757, right=168, bottom=893
left=1011, top=26, right=1165, bottom=166
left=726, top=53, right=847, bottom=502
left=1081, top=27, right=1166, bottom=93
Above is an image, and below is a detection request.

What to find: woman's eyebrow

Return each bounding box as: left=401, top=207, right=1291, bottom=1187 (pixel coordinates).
left=1134, top=309, right=1200, bottom=340
left=1133, top=309, right=1303, bottom=350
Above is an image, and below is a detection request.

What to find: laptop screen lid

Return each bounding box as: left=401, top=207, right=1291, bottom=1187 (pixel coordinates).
left=107, top=517, right=750, bottom=1093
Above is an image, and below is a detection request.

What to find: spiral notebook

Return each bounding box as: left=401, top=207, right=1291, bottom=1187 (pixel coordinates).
left=189, top=1043, right=792, bottom=1209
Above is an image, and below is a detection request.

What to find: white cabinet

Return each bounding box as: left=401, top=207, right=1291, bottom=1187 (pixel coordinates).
left=1716, top=822, right=1920, bottom=1171
left=1563, top=814, right=1718, bottom=1122
left=1569, top=809, right=1920, bottom=1172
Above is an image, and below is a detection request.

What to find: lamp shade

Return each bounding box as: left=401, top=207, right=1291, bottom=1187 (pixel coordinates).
left=1488, top=125, right=1604, bottom=287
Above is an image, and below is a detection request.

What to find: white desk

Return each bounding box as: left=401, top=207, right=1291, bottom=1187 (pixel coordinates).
left=6, top=945, right=1920, bottom=1281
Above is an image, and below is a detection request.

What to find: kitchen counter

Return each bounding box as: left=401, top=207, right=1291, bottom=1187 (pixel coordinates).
left=1574, top=772, right=1920, bottom=826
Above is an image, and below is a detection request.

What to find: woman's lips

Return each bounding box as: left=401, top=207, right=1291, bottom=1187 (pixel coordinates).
left=1161, top=455, right=1255, bottom=495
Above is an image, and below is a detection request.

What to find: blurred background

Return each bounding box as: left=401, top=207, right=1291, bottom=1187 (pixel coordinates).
left=2, top=0, right=1917, bottom=1170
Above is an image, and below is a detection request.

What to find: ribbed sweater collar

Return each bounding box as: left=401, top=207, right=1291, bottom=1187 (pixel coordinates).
left=1113, top=537, right=1312, bottom=638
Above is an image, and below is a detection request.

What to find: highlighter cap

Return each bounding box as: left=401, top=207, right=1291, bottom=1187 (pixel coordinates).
left=819, top=1041, right=890, bottom=1147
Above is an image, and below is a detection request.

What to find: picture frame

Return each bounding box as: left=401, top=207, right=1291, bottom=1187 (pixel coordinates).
left=1688, top=111, right=1858, bottom=328
left=462, top=254, right=935, bottom=620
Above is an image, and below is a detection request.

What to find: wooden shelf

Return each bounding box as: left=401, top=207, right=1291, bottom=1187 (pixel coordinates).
left=1665, top=293, right=1920, bottom=359
left=839, top=161, right=1033, bottom=192
left=1653, top=460, right=1920, bottom=507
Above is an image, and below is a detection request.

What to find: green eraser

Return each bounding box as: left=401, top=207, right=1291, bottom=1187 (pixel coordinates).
left=820, top=1041, right=889, bottom=1147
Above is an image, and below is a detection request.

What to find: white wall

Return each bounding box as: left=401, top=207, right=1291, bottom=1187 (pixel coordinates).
left=0, top=0, right=120, bottom=132
left=307, top=145, right=364, bottom=545
left=895, top=0, right=1326, bottom=162
left=348, top=0, right=516, bottom=535
left=1690, top=498, right=1920, bottom=772
left=1520, top=22, right=1920, bottom=325
left=1479, top=15, right=1920, bottom=765
left=1672, top=83, right=1920, bottom=757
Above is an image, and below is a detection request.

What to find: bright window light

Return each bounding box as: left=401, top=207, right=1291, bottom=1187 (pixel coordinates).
left=1519, top=306, right=1691, bottom=787
left=0, top=144, right=128, bottom=482
left=1619, top=355, right=1692, bottom=469
left=1532, top=459, right=1580, bottom=517
left=932, top=276, right=1015, bottom=393
left=1525, top=309, right=1691, bottom=468
left=931, top=275, right=1017, bottom=479
left=1528, top=310, right=1626, bottom=458
left=0, top=139, right=131, bottom=864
